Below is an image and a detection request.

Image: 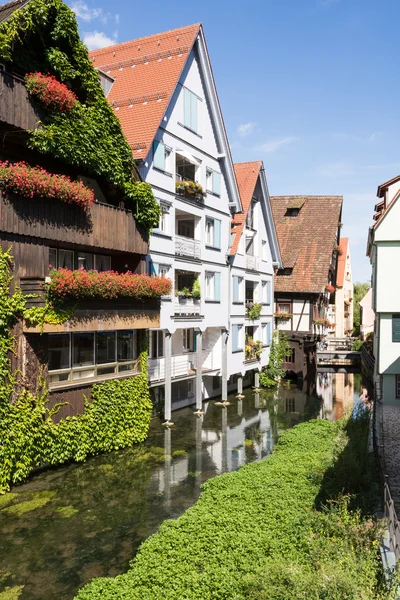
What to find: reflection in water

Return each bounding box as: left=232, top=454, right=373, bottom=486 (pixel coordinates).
left=0, top=373, right=361, bottom=600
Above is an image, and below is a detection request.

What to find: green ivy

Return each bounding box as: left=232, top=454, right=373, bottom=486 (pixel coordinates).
left=0, top=248, right=153, bottom=494
left=23, top=300, right=76, bottom=332
left=259, top=331, right=290, bottom=388
left=0, top=0, right=160, bottom=232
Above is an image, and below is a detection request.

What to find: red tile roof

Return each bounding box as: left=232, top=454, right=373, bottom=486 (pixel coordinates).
left=336, top=237, right=348, bottom=288
left=230, top=161, right=262, bottom=255
left=89, top=24, right=201, bottom=155
left=270, top=196, right=343, bottom=294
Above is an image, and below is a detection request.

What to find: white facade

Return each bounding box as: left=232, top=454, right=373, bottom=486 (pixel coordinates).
left=368, top=180, right=400, bottom=406
left=228, top=171, right=280, bottom=383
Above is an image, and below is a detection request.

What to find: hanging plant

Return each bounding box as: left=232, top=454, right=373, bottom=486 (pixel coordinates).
left=247, top=302, right=262, bottom=320
left=25, top=72, right=78, bottom=112
left=333, top=244, right=343, bottom=256
left=0, top=161, right=94, bottom=209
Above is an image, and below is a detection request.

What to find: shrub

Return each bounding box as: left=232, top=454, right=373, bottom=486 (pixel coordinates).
left=246, top=302, right=262, bottom=320
left=353, top=339, right=364, bottom=351
left=47, top=269, right=172, bottom=300
left=0, top=161, right=94, bottom=209
left=25, top=72, right=78, bottom=112
left=75, top=417, right=387, bottom=600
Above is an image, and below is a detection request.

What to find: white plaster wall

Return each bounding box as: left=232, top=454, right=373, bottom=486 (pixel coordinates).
left=378, top=313, right=400, bottom=375
left=375, top=244, right=400, bottom=313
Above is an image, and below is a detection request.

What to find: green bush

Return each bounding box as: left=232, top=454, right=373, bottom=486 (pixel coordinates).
left=75, top=417, right=388, bottom=600
left=353, top=339, right=364, bottom=351
left=0, top=248, right=153, bottom=493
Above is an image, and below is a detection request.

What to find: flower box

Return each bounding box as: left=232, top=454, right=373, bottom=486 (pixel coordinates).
left=0, top=161, right=94, bottom=210
left=47, top=269, right=172, bottom=300
left=25, top=72, right=78, bottom=113
left=274, top=312, right=293, bottom=320
left=175, top=180, right=205, bottom=200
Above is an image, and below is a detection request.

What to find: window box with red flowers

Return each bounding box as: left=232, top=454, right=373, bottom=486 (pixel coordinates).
left=47, top=269, right=172, bottom=301
left=0, top=161, right=94, bottom=210
left=25, top=72, right=78, bottom=113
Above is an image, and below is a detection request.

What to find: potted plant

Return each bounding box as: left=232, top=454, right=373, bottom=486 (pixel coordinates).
left=191, top=278, right=201, bottom=298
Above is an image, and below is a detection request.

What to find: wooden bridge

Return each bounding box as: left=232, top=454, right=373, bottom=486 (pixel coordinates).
left=316, top=338, right=361, bottom=370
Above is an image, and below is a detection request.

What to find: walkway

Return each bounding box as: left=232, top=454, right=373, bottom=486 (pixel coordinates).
left=382, top=404, right=400, bottom=512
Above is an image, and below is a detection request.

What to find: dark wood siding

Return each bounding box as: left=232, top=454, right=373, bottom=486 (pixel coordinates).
left=0, top=70, right=41, bottom=131
left=0, top=193, right=148, bottom=254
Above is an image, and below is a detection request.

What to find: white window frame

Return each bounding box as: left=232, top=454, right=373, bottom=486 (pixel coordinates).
left=150, top=330, right=164, bottom=359
left=205, top=272, right=214, bottom=300
left=183, top=328, right=195, bottom=352
left=206, top=168, right=221, bottom=196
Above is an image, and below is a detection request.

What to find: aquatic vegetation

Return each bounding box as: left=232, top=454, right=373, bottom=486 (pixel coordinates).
left=76, top=416, right=388, bottom=600
left=56, top=506, right=79, bottom=518
left=2, top=491, right=56, bottom=517
left=0, top=494, right=18, bottom=510
left=171, top=450, right=188, bottom=459
left=0, top=585, right=24, bottom=600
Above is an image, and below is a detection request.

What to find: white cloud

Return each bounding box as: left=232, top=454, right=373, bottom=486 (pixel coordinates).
left=255, top=136, right=298, bottom=153
left=237, top=122, right=256, bottom=137
left=83, top=30, right=117, bottom=50
left=71, top=1, right=106, bottom=22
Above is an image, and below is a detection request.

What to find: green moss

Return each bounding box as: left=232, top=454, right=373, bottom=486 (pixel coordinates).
left=172, top=450, right=188, bottom=459
left=2, top=491, right=55, bottom=516
left=0, top=586, right=24, bottom=600
left=0, top=493, right=18, bottom=509
left=56, top=505, right=78, bottom=518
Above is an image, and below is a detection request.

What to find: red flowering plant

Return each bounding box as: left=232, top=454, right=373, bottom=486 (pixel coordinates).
left=47, top=269, right=172, bottom=300
left=325, top=284, right=335, bottom=293
left=0, top=162, right=94, bottom=210
left=25, top=72, right=78, bottom=113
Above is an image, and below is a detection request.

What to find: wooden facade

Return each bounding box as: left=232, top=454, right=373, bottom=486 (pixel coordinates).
left=0, top=68, right=158, bottom=416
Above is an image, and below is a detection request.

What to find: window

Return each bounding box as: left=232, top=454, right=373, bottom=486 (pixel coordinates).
left=285, top=208, right=300, bottom=217
left=153, top=141, right=171, bottom=172
left=246, top=235, right=255, bottom=256
left=177, top=219, right=195, bottom=239
left=48, top=331, right=137, bottom=385
left=94, top=254, right=111, bottom=272
left=267, top=322, right=272, bottom=345
left=150, top=262, right=170, bottom=280
left=262, top=240, right=267, bottom=261
left=212, top=375, right=220, bottom=391
left=262, top=281, right=272, bottom=305
left=277, top=302, right=291, bottom=314
left=156, top=202, right=170, bottom=233
left=206, top=169, right=221, bottom=196
left=392, top=315, right=400, bottom=342
left=77, top=252, right=94, bottom=271
left=233, top=276, right=243, bottom=303
left=184, top=88, right=198, bottom=132
left=150, top=330, right=164, bottom=359
left=183, top=328, right=195, bottom=352
left=205, top=218, right=221, bottom=249
left=232, top=324, right=243, bottom=351
left=396, top=375, right=400, bottom=399
left=246, top=200, right=256, bottom=228
left=285, top=398, right=296, bottom=412
left=285, top=348, right=296, bottom=363
left=59, top=249, right=74, bottom=270
left=205, top=272, right=221, bottom=301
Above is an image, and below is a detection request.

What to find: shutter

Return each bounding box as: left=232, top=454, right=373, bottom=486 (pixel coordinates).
left=214, top=273, right=221, bottom=301
left=193, top=330, right=197, bottom=352
left=267, top=281, right=271, bottom=305
left=190, top=91, right=197, bottom=132
left=233, top=276, right=239, bottom=302
left=151, top=262, right=159, bottom=276
left=393, top=316, right=400, bottom=342
left=184, top=88, right=191, bottom=128
left=232, top=325, right=238, bottom=351
left=214, top=219, right=221, bottom=249
left=267, top=322, right=271, bottom=345
left=153, top=141, right=165, bottom=171
left=212, top=171, right=221, bottom=195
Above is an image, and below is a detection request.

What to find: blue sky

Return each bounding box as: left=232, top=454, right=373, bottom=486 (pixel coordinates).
left=67, top=0, right=400, bottom=283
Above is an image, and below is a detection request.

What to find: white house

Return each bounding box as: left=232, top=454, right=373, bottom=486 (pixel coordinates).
left=91, top=25, right=279, bottom=420
left=222, top=161, right=281, bottom=397
left=367, top=175, right=400, bottom=405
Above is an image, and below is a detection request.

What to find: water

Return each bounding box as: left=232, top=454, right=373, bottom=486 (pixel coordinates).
left=0, top=372, right=361, bottom=600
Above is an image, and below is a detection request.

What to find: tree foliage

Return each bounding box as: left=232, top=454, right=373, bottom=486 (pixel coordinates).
left=353, top=282, right=370, bottom=336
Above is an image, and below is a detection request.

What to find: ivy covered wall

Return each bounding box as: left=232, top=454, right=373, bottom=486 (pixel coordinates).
left=0, top=0, right=160, bottom=232
left=0, top=248, right=153, bottom=494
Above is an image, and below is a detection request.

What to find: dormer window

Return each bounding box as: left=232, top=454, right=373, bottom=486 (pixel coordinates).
left=285, top=199, right=304, bottom=217
left=286, top=207, right=300, bottom=217
left=277, top=267, right=293, bottom=276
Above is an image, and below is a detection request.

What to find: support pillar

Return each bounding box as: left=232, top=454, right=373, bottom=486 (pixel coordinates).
left=195, top=413, right=203, bottom=493
left=221, top=328, right=228, bottom=402
left=196, top=330, right=203, bottom=411
left=236, top=375, right=245, bottom=399
left=164, top=331, right=172, bottom=423
left=221, top=403, right=228, bottom=473
left=164, top=427, right=171, bottom=507
left=254, top=371, right=260, bottom=390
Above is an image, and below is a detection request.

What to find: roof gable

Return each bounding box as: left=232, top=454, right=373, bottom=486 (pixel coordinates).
left=270, top=195, right=342, bottom=294
left=90, top=24, right=241, bottom=212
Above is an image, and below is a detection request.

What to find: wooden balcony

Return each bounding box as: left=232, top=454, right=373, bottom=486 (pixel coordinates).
left=0, top=70, right=41, bottom=132
left=23, top=297, right=160, bottom=333
left=0, top=193, right=148, bottom=254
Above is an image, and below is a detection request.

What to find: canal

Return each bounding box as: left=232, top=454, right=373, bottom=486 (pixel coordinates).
left=0, top=372, right=362, bottom=600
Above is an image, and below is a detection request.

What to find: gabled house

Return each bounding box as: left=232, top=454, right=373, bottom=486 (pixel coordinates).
left=226, top=161, right=281, bottom=394
left=367, top=175, right=400, bottom=405
left=90, top=24, right=245, bottom=420
left=333, top=237, right=353, bottom=338
left=359, top=288, right=374, bottom=340
left=270, top=195, right=343, bottom=382
left=0, top=0, right=164, bottom=418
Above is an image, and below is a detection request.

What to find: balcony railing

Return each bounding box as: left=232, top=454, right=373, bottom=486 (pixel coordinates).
left=174, top=296, right=201, bottom=316
left=148, top=353, right=196, bottom=382
left=175, top=235, right=201, bottom=259
left=246, top=255, right=259, bottom=271
left=0, top=70, right=41, bottom=132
